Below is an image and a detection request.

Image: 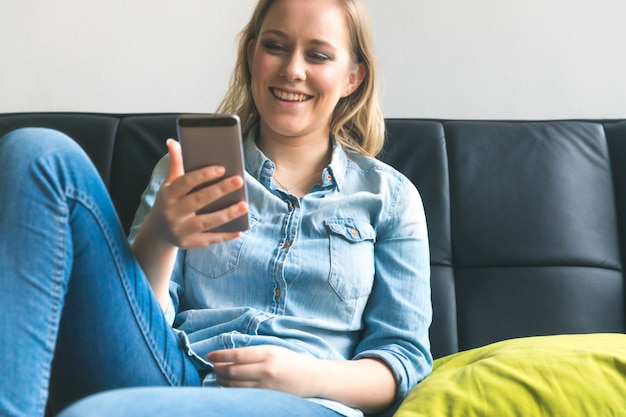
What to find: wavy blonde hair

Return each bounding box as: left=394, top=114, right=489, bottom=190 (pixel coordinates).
left=216, top=0, right=385, bottom=157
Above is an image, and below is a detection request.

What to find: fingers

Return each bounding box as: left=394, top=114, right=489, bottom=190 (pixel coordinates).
left=155, top=143, right=248, bottom=247
left=161, top=200, right=247, bottom=249
left=208, top=346, right=316, bottom=397
left=165, top=139, right=184, bottom=184
left=164, top=137, right=234, bottom=206
left=177, top=203, right=248, bottom=248
left=172, top=176, right=247, bottom=236
left=208, top=346, right=265, bottom=364
left=183, top=173, right=242, bottom=214
left=210, top=348, right=268, bottom=388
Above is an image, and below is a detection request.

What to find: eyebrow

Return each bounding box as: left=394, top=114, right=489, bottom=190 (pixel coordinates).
left=259, top=29, right=337, bottom=50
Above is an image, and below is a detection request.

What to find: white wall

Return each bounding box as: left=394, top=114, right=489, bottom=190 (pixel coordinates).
left=2, top=0, right=626, bottom=119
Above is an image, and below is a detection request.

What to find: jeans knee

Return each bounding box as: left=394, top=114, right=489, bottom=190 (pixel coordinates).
left=1, top=127, right=79, bottom=154
left=0, top=127, right=86, bottom=166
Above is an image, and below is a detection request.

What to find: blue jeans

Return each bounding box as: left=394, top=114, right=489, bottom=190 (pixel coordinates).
left=58, top=387, right=341, bottom=417
left=0, top=128, right=339, bottom=417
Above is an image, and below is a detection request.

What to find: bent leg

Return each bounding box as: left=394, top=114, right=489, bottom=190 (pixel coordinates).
left=0, top=129, right=200, bottom=417
left=58, top=387, right=345, bottom=417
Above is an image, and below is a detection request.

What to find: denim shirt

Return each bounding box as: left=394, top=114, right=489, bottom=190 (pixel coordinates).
left=129, top=129, right=432, bottom=416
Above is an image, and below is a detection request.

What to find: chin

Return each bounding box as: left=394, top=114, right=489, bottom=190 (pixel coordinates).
left=263, top=117, right=309, bottom=138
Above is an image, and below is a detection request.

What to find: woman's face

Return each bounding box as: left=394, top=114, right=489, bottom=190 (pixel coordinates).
left=248, top=0, right=363, bottom=143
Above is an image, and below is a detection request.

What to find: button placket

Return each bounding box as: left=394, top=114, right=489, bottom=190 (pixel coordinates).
left=270, top=192, right=300, bottom=315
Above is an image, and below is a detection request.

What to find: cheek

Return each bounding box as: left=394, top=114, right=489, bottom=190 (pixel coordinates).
left=315, top=68, right=352, bottom=98
left=250, top=52, right=279, bottom=80
left=249, top=59, right=272, bottom=104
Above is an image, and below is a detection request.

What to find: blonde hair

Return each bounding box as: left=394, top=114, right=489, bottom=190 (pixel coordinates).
left=216, top=0, right=385, bottom=157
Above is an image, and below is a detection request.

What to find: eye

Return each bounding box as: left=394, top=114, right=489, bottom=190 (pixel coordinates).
left=261, top=40, right=287, bottom=54
left=308, top=52, right=332, bottom=63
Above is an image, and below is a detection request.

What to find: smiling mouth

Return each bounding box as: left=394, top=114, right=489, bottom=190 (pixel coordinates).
left=271, top=88, right=312, bottom=102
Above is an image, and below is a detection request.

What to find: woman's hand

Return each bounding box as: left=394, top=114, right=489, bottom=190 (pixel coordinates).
left=208, top=345, right=398, bottom=414
left=148, top=139, right=248, bottom=249
left=208, top=345, right=319, bottom=397
left=131, top=139, right=248, bottom=309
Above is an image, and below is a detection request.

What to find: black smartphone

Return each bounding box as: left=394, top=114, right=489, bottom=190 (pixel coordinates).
left=176, top=114, right=249, bottom=232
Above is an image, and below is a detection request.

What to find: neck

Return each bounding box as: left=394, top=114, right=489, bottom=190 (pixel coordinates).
left=256, top=125, right=332, bottom=173
left=257, top=124, right=332, bottom=197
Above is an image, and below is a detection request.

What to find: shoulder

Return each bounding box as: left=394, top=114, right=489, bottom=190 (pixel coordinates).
left=339, top=149, right=424, bottom=228
left=343, top=148, right=418, bottom=196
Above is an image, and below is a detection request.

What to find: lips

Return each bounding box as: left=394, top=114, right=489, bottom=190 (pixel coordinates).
left=271, top=87, right=312, bottom=102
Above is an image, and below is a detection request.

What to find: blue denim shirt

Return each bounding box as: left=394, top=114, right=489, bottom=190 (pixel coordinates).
left=129, top=129, right=432, bottom=416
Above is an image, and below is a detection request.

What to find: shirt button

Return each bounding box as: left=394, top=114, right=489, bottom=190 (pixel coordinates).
left=325, top=173, right=332, bottom=181
left=350, top=228, right=359, bottom=237
left=274, top=287, right=281, bottom=298
left=282, top=241, right=291, bottom=249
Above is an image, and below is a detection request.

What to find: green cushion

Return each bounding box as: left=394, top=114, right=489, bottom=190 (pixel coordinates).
left=395, top=333, right=626, bottom=416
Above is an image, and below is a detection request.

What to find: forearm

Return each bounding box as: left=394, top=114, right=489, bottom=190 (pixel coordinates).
left=131, top=216, right=177, bottom=310
left=312, top=357, right=397, bottom=414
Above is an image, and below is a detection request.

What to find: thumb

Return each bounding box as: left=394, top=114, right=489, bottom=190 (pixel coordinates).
left=165, top=138, right=185, bottom=184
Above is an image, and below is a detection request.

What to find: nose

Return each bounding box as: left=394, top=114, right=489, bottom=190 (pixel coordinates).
left=281, top=52, right=306, bottom=82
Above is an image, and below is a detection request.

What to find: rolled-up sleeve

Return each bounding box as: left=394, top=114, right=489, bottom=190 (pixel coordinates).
left=353, top=175, right=432, bottom=402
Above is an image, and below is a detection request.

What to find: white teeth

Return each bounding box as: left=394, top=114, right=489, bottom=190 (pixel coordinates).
left=272, top=88, right=309, bottom=102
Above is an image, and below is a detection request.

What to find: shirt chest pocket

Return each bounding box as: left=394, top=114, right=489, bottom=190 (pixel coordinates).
left=185, top=214, right=258, bottom=280
left=325, top=219, right=376, bottom=300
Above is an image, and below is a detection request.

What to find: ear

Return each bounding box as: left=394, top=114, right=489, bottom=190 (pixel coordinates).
left=342, top=62, right=366, bottom=98
left=247, top=39, right=256, bottom=67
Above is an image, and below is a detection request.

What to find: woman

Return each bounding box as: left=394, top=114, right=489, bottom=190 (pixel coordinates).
left=0, top=0, right=431, bottom=416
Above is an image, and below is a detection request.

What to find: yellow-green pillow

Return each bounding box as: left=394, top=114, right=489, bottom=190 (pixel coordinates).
left=395, top=333, right=626, bottom=417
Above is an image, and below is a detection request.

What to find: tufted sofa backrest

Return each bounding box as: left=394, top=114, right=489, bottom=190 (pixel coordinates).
left=382, top=119, right=626, bottom=358
left=2, top=113, right=625, bottom=359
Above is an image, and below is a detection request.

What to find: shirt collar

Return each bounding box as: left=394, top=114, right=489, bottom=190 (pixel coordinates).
left=326, top=139, right=347, bottom=192
left=243, top=125, right=348, bottom=193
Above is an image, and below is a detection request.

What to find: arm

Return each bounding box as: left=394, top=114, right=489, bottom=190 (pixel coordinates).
left=352, top=176, right=433, bottom=401
left=208, top=345, right=397, bottom=414
left=131, top=139, right=248, bottom=310
left=314, top=357, right=397, bottom=413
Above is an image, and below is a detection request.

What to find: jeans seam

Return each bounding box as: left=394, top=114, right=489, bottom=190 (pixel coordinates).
left=37, top=203, right=69, bottom=417
left=66, top=186, right=181, bottom=386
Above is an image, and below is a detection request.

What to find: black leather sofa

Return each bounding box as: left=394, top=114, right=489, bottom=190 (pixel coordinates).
left=1, top=112, right=624, bottom=361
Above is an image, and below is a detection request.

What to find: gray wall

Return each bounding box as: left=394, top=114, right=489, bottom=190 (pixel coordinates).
left=2, top=0, right=625, bottom=119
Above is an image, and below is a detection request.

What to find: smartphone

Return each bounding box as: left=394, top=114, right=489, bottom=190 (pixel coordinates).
left=176, top=114, right=249, bottom=233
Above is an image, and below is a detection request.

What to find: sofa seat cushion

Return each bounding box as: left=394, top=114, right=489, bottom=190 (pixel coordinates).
left=395, top=333, right=626, bottom=416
